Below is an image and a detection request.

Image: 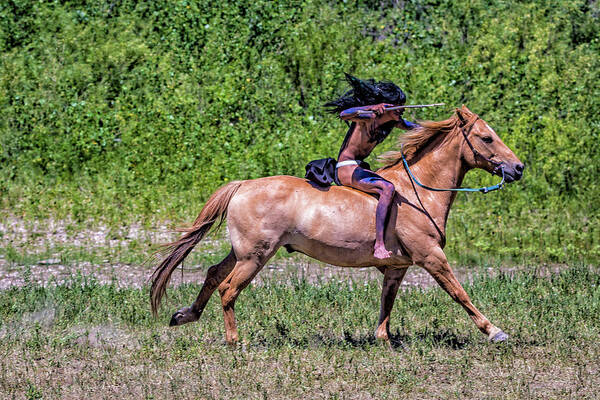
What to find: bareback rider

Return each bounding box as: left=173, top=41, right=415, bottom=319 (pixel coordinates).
left=324, top=74, right=418, bottom=259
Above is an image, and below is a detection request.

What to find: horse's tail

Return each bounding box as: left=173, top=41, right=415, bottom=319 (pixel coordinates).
left=150, top=181, right=243, bottom=316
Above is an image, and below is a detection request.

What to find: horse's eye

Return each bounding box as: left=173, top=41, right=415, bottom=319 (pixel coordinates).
left=482, top=136, right=493, bottom=144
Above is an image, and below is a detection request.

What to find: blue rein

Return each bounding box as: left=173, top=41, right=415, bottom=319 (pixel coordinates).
left=400, top=148, right=506, bottom=194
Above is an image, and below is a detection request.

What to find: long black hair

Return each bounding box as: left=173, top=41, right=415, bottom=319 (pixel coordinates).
left=324, top=73, right=407, bottom=115
left=326, top=73, right=407, bottom=145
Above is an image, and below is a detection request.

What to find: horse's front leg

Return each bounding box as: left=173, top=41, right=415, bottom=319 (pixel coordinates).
left=375, top=266, right=408, bottom=341
left=418, top=247, right=508, bottom=342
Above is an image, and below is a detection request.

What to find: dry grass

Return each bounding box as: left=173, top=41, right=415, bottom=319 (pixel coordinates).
left=1, top=219, right=598, bottom=399
left=0, top=264, right=599, bottom=399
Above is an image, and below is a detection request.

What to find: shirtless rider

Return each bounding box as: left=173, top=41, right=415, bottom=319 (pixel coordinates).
left=325, top=74, right=419, bottom=259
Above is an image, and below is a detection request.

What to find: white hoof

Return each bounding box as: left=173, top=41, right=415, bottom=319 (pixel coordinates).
left=489, top=330, right=509, bottom=343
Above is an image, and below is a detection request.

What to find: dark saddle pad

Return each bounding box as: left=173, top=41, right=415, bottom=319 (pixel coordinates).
left=304, top=158, right=371, bottom=187
left=305, top=158, right=338, bottom=187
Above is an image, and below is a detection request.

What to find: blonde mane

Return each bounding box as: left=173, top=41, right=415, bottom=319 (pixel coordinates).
left=379, top=106, right=479, bottom=167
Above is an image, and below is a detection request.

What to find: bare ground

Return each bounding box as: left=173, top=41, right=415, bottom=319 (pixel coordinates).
left=0, top=216, right=567, bottom=290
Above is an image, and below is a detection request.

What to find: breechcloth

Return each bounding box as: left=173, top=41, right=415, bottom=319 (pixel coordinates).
left=335, top=160, right=360, bottom=169
left=305, top=158, right=371, bottom=187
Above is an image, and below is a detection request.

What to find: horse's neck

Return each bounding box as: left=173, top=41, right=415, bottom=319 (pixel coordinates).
left=395, top=134, right=468, bottom=232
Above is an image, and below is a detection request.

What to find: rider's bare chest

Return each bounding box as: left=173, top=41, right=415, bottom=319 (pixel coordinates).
left=339, top=125, right=380, bottom=160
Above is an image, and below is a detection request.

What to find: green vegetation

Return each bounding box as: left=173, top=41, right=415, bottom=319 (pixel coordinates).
left=0, top=265, right=598, bottom=398
left=1, top=1, right=598, bottom=263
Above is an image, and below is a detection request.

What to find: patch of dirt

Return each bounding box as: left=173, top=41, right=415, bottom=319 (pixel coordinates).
left=0, top=217, right=569, bottom=290
left=0, top=215, right=179, bottom=251
left=73, top=325, right=140, bottom=350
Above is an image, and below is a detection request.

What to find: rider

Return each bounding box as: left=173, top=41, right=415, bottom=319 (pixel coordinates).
left=325, top=74, right=419, bottom=259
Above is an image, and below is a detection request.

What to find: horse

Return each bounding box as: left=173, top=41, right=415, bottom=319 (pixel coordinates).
left=150, top=105, right=524, bottom=344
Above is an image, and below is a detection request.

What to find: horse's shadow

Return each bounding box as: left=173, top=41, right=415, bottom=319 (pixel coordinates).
left=339, top=329, right=471, bottom=351
left=254, top=328, right=472, bottom=351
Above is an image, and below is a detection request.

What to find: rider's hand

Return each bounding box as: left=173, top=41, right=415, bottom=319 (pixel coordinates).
left=365, top=103, right=393, bottom=116
left=342, top=104, right=395, bottom=120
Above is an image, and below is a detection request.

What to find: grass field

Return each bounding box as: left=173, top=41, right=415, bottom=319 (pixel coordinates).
left=1, top=260, right=598, bottom=399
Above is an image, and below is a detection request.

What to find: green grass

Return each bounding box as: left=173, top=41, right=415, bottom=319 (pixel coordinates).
left=1, top=265, right=598, bottom=398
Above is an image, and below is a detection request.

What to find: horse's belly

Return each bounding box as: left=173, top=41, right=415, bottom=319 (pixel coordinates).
left=286, top=238, right=411, bottom=267
left=287, top=204, right=410, bottom=267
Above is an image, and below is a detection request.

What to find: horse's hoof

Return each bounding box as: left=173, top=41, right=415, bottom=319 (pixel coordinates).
left=169, top=313, right=181, bottom=326
left=169, top=307, right=196, bottom=326
left=490, top=330, right=509, bottom=343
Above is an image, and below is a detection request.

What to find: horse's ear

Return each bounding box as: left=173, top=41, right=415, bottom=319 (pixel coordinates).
left=456, top=109, right=467, bottom=126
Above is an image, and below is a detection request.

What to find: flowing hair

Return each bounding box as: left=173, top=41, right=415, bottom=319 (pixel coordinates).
left=324, top=73, right=407, bottom=114
left=325, top=73, right=408, bottom=145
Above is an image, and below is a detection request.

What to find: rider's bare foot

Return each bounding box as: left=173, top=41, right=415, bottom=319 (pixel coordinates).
left=374, top=245, right=392, bottom=259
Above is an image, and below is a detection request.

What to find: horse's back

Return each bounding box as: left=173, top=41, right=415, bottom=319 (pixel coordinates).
left=230, top=175, right=378, bottom=222
left=234, top=175, right=379, bottom=201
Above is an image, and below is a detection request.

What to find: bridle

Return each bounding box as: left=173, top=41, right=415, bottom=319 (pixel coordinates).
left=456, top=113, right=504, bottom=176
left=400, top=114, right=506, bottom=194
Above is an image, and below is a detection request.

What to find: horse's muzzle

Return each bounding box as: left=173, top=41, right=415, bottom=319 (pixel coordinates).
left=500, top=162, right=525, bottom=183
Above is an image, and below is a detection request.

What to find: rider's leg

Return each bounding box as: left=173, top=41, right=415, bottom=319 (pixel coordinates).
left=350, top=167, right=396, bottom=259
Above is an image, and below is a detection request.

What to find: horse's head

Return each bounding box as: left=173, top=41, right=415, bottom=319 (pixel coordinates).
left=456, top=105, right=524, bottom=183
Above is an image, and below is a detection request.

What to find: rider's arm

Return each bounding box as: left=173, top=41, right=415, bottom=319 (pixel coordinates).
left=339, top=104, right=390, bottom=123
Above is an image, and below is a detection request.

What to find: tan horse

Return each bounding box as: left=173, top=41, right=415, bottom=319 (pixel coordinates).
left=151, top=106, right=524, bottom=344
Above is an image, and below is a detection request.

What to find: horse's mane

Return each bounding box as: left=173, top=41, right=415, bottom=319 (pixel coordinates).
left=379, top=106, right=478, bottom=167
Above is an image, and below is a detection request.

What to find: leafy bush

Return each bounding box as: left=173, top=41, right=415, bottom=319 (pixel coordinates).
left=0, top=0, right=598, bottom=262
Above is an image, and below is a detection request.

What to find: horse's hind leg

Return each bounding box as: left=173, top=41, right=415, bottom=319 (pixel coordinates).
left=217, top=252, right=273, bottom=344
left=170, top=250, right=236, bottom=326
left=375, top=266, right=408, bottom=341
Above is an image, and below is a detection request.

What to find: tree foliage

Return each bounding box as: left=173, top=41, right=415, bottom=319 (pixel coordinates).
left=0, top=0, right=598, bottom=262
